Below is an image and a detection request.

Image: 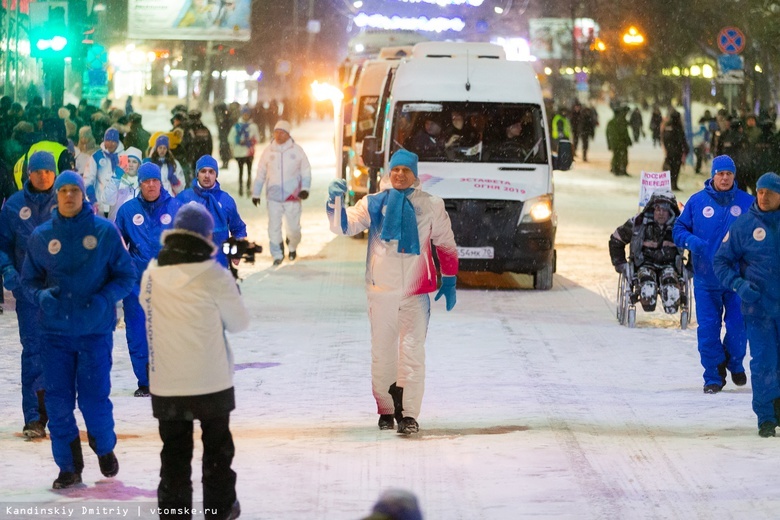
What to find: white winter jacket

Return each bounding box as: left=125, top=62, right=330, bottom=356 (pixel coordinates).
left=252, top=139, right=312, bottom=202
left=83, top=142, right=125, bottom=213
left=228, top=121, right=261, bottom=159
left=141, top=257, right=250, bottom=397
left=328, top=184, right=459, bottom=296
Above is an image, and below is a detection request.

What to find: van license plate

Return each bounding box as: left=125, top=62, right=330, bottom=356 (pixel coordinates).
left=457, top=247, right=494, bottom=259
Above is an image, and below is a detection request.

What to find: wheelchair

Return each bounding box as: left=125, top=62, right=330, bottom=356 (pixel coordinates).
left=616, top=253, right=693, bottom=329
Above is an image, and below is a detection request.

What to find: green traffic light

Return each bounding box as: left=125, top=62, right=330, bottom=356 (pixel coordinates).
left=36, top=36, right=68, bottom=52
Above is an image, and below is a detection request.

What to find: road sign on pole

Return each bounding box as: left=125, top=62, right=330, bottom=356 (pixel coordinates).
left=717, top=27, right=745, bottom=55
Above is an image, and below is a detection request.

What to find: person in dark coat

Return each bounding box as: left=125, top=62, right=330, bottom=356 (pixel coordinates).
left=609, top=191, right=682, bottom=313
left=629, top=107, right=645, bottom=143
left=606, top=106, right=632, bottom=176
left=649, top=107, right=663, bottom=147
left=662, top=111, right=690, bottom=191
left=714, top=172, right=780, bottom=437
left=123, top=113, right=151, bottom=155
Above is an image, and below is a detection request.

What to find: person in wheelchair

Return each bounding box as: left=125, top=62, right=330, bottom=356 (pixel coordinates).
left=609, top=191, right=683, bottom=313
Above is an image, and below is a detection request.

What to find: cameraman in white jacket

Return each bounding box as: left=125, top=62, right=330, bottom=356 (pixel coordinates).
left=141, top=202, right=248, bottom=520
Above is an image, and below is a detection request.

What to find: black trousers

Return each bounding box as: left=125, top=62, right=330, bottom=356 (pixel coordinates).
left=158, top=414, right=236, bottom=520
left=236, top=157, right=253, bottom=193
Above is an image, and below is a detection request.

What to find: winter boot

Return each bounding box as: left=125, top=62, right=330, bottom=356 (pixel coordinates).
left=53, top=437, right=84, bottom=489
left=388, top=383, right=404, bottom=424
left=134, top=385, right=150, bottom=397
left=225, top=500, right=241, bottom=520
left=731, top=372, right=747, bottom=386
left=88, top=432, right=119, bottom=477
left=397, top=417, right=419, bottom=435
left=37, top=389, right=48, bottom=428
left=758, top=422, right=777, bottom=438
left=703, top=384, right=722, bottom=394
left=717, top=360, right=728, bottom=388
left=22, top=420, right=46, bottom=439
left=378, top=415, right=394, bottom=430
left=289, top=251, right=297, bottom=261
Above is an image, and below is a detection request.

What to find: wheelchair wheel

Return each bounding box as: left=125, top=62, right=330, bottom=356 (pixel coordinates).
left=680, top=310, right=689, bottom=330
left=616, top=269, right=629, bottom=325
left=627, top=307, right=636, bottom=328
left=679, top=266, right=693, bottom=329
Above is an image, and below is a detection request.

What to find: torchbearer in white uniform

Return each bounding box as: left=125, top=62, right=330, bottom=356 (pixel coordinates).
left=326, top=149, right=459, bottom=434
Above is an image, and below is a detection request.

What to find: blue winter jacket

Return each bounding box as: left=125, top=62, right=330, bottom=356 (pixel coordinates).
left=115, top=188, right=181, bottom=284
left=0, top=181, right=57, bottom=295
left=673, top=179, right=754, bottom=289
left=20, top=204, right=136, bottom=335
left=177, top=180, right=247, bottom=266
left=713, top=202, right=780, bottom=317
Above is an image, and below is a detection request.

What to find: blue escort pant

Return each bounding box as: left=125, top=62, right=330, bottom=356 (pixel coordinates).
left=123, top=288, right=149, bottom=387
left=16, top=298, right=45, bottom=424
left=694, top=284, right=746, bottom=386
left=42, top=333, right=116, bottom=472
left=744, top=316, right=780, bottom=428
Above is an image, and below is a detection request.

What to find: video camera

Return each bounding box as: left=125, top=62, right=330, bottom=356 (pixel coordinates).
left=222, top=237, right=263, bottom=280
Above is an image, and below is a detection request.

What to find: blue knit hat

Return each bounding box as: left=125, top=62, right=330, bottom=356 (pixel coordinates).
left=104, top=128, right=120, bottom=142
left=53, top=170, right=85, bottom=196
left=174, top=202, right=214, bottom=239
left=389, top=149, right=419, bottom=178
left=195, top=155, right=219, bottom=177
left=138, top=162, right=162, bottom=183
left=27, top=150, right=56, bottom=173
left=155, top=134, right=169, bottom=149
left=757, top=172, right=780, bottom=194
left=711, top=155, right=736, bottom=177
left=371, top=489, right=423, bottom=520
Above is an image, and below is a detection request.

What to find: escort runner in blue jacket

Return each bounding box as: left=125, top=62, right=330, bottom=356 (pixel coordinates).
left=114, top=162, right=181, bottom=397
left=673, top=155, right=754, bottom=393
left=20, top=171, right=135, bottom=489
left=177, top=155, right=247, bottom=267
left=0, top=151, right=57, bottom=439
left=714, top=172, right=780, bottom=438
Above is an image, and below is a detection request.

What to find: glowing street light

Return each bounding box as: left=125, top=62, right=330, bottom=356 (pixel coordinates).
left=590, top=38, right=606, bottom=52
left=622, top=26, right=645, bottom=45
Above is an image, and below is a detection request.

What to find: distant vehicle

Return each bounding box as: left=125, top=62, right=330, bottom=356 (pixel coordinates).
left=362, top=42, right=572, bottom=290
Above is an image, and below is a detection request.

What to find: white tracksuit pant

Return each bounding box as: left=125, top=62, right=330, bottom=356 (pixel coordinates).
left=368, top=292, right=431, bottom=420
left=267, top=199, right=302, bottom=259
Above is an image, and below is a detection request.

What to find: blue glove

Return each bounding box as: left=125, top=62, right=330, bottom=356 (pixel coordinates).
left=686, top=236, right=707, bottom=256
left=38, top=287, right=60, bottom=316
left=328, top=179, right=347, bottom=202
left=2, top=267, right=19, bottom=291
left=434, top=276, right=457, bottom=311
left=734, top=279, right=760, bottom=303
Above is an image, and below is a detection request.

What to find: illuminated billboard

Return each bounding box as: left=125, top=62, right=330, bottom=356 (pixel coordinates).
left=128, top=0, right=251, bottom=42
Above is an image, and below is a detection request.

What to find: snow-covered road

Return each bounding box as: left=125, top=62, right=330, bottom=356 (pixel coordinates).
left=1, top=106, right=777, bottom=519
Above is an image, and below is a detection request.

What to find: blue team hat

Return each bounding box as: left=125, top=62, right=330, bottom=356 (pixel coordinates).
left=756, top=172, right=780, bottom=194
left=53, top=170, right=85, bottom=196
left=104, top=128, right=120, bottom=142
left=138, top=162, right=162, bottom=183
left=28, top=151, right=56, bottom=173
left=174, top=202, right=214, bottom=240
left=195, top=155, right=219, bottom=177
left=388, top=149, right=419, bottom=178
left=155, top=134, right=169, bottom=149
left=711, top=155, right=736, bottom=177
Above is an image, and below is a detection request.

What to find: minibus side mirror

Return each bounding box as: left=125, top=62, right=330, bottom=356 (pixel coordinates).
left=553, top=139, right=573, bottom=171
left=362, top=136, right=384, bottom=169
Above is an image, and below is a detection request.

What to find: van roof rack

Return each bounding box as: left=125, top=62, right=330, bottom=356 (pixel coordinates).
left=411, top=42, right=506, bottom=60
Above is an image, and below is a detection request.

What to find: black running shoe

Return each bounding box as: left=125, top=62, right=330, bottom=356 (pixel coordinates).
left=703, top=384, right=722, bottom=394
left=758, top=422, right=777, bottom=438
left=22, top=420, right=46, bottom=439
left=731, top=372, right=747, bottom=386
left=226, top=500, right=241, bottom=520
left=98, top=451, right=119, bottom=477
left=289, top=251, right=297, bottom=261
left=378, top=415, right=394, bottom=430
left=52, top=471, right=82, bottom=489
left=133, top=385, right=150, bottom=397
left=273, top=258, right=283, bottom=266
left=397, top=417, right=419, bottom=435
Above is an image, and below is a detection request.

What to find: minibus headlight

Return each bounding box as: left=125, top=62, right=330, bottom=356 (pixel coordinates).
left=519, top=195, right=553, bottom=224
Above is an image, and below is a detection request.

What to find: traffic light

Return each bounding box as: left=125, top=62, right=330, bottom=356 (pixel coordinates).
left=30, top=3, right=71, bottom=59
